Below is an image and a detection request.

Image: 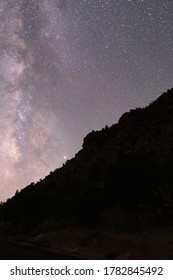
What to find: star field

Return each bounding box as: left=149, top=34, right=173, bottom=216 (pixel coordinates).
left=0, top=0, right=173, bottom=201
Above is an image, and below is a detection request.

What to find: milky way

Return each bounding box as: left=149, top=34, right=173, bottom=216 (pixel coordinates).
left=0, top=0, right=173, bottom=201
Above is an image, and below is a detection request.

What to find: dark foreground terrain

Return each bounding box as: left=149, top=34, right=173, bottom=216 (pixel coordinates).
left=0, top=239, right=81, bottom=260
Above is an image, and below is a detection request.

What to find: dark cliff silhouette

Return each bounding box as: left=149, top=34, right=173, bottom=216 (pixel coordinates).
left=1, top=88, right=173, bottom=229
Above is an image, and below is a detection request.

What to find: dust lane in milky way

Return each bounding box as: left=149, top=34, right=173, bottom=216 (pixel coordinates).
left=0, top=0, right=173, bottom=201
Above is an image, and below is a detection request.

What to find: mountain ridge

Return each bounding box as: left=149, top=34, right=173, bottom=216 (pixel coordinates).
left=1, top=88, right=173, bottom=259
left=1, top=88, right=173, bottom=226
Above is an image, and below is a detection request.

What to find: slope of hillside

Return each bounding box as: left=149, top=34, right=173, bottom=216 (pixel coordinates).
left=1, top=88, right=173, bottom=259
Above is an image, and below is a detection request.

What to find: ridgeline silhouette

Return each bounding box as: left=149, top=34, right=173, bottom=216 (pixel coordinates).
left=1, top=88, right=173, bottom=228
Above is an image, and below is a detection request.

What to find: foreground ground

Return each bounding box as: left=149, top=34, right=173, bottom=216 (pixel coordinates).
left=1, top=209, right=173, bottom=260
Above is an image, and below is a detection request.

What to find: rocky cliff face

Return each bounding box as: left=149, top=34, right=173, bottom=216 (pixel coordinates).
left=1, top=88, right=173, bottom=225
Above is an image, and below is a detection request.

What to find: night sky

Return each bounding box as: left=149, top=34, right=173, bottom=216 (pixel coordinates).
left=0, top=0, right=173, bottom=201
